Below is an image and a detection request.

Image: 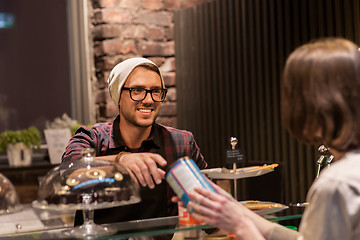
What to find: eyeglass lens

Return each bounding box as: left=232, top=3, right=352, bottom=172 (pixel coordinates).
left=130, top=88, right=166, bottom=102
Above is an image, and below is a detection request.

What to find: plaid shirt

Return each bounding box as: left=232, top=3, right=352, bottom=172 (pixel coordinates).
left=62, top=116, right=207, bottom=222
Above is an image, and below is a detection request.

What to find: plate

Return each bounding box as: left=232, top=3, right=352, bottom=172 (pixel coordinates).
left=201, top=164, right=278, bottom=179
left=240, top=200, right=288, bottom=216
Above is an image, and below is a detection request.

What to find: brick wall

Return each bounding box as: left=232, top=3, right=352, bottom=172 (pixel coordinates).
left=90, top=0, right=209, bottom=128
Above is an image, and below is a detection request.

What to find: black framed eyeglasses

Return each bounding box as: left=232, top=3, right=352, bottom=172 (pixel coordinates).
left=122, top=87, right=167, bottom=102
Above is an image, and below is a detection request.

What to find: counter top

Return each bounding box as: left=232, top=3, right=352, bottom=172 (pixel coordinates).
left=0, top=204, right=302, bottom=240
left=0, top=204, right=75, bottom=236
left=0, top=212, right=208, bottom=240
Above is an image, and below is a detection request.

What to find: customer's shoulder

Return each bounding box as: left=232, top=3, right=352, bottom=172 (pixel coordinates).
left=320, top=153, right=360, bottom=184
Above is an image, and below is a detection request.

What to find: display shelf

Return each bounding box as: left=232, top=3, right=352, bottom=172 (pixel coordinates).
left=201, top=165, right=277, bottom=180
left=0, top=213, right=303, bottom=240
left=202, top=164, right=279, bottom=201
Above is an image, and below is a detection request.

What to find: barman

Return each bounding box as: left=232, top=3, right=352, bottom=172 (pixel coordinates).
left=62, top=57, right=207, bottom=224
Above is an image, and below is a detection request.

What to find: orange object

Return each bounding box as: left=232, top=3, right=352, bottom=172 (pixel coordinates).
left=178, top=205, right=203, bottom=225
left=227, top=233, right=236, bottom=238
left=243, top=164, right=279, bottom=173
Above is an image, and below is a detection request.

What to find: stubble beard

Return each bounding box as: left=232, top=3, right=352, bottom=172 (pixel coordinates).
left=120, top=108, right=159, bottom=129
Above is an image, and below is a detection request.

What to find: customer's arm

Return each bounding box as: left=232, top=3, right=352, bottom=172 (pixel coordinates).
left=188, top=182, right=301, bottom=240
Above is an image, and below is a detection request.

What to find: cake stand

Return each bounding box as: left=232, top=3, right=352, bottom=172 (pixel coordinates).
left=32, top=148, right=140, bottom=239
left=0, top=173, right=22, bottom=215
left=201, top=164, right=278, bottom=200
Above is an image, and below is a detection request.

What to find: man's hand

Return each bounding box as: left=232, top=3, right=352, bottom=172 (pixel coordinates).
left=117, top=152, right=167, bottom=189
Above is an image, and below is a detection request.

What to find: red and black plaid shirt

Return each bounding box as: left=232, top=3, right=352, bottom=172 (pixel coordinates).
left=62, top=115, right=207, bottom=222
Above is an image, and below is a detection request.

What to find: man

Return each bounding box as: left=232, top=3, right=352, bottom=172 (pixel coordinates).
left=62, top=57, right=207, bottom=224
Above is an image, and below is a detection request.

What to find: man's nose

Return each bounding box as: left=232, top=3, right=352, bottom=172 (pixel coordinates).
left=142, top=91, right=154, bottom=103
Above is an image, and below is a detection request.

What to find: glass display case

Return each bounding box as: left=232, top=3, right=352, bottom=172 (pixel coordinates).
left=0, top=209, right=303, bottom=239
left=0, top=147, right=303, bottom=239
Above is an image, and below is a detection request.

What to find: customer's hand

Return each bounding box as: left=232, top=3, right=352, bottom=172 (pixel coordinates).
left=188, top=183, right=266, bottom=240
left=117, top=152, right=167, bottom=189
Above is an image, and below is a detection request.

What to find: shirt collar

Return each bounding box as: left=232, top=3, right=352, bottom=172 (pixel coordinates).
left=110, top=115, right=161, bottom=150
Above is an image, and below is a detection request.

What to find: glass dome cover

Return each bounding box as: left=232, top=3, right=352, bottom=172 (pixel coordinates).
left=33, top=148, right=140, bottom=210
left=0, top=173, right=22, bottom=215
left=33, top=148, right=141, bottom=238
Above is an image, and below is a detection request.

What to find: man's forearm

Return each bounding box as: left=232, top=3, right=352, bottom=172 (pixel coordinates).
left=96, top=155, right=117, bottom=161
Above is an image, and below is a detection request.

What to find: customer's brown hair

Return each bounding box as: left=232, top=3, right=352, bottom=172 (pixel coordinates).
left=282, top=38, right=360, bottom=152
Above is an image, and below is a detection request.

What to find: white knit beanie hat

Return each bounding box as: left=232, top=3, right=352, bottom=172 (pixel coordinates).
left=107, top=57, right=165, bottom=106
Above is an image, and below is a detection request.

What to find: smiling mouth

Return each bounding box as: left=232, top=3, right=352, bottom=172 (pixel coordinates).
left=138, top=109, right=153, bottom=113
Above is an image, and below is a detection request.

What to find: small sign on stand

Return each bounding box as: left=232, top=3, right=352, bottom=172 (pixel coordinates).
left=44, top=129, right=71, bottom=165
left=226, top=148, right=245, bottom=164
left=225, top=137, right=245, bottom=200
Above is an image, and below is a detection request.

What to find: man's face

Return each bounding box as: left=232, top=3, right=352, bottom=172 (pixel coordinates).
left=119, top=66, right=163, bottom=128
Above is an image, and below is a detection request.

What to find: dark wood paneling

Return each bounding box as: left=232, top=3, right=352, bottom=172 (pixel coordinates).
left=175, top=0, right=360, bottom=204
left=1, top=164, right=54, bottom=203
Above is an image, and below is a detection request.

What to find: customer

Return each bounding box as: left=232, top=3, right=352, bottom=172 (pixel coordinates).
left=62, top=57, right=207, bottom=224
left=187, top=38, right=360, bottom=240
